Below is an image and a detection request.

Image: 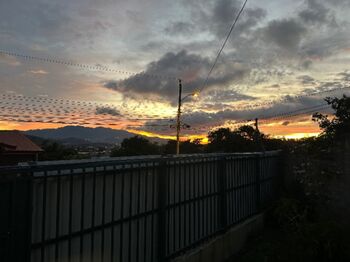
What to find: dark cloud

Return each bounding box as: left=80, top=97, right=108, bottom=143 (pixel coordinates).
left=210, top=0, right=266, bottom=37
left=264, top=19, right=307, bottom=53
left=164, top=22, right=194, bottom=35
left=300, top=60, right=313, bottom=70
left=249, top=68, right=294, bottom=85
left=103, top=50, right=250, bottom=103
left=338, top=71, right=350, bottom=82
left=85, top=69, right=350, bottom=134
left=324, top=0, right=350, bottom=7
left=317, top=81, right=345, bottom=91
left=180, top=0, right=266, bottom=42
left=299, top=32, right=349, bottom=59
left=299, top=0, right=331, bottom=25
left=300, top=78, right=349, bottom=96
left=181, top=95, right=327, bottom=129
left=143, top=92, right=334, bottom=133
left=297, top=75, right=316, bottom=85
left=150, top=74, right=350, bottom=131
left=282, top=121, right=290, bottom=126
left=95, top=106, right=120, bottom=116
left=1, top=0, right=350, bottom=128
left=187, top=0, right=263, bottom=44
left=268, top=84, right=280, bottom=89
left=177, top=0, right=349, bottom=70
left=203, top=89, right=256, bottom=103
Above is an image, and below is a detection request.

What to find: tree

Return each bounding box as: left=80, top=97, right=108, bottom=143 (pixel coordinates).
left=236, top=125, right=257, bottom=140
left=40, top=141, right=81, bottom=161
left=110, top=136, right=160, bottom=157
left=162, top=139, right=203, bottom=154
left=313, top=95, right=350, bottom=138
left=207, top=127, right=257, bottom=153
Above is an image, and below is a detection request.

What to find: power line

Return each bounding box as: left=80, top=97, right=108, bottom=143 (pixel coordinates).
left=260, top=106, right=331, bottom=124
left=222, top=104, right=331, bottom=128
left=0, top=49, right=177, bottom=80
left=0, top=94, right=175, bottom=120
left=0, top=88, right=343, bottom=133
left=181, top=87, right=348, bottom=123
left=155, top=102, right=332, bottom=132
left=0, top=103, right=331, bottom=133
left=0, top=106, right=174, bottom=122
left=259, top=104, right=330, bottom=122
left=199, top=0, right=248, bottom=93
left=230, top=104, right=331, bottom=126
left=225, top=86, right=350, bottom=111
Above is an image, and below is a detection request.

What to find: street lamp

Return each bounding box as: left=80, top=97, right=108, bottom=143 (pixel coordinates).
left=176, top=79, right=199, bottom=155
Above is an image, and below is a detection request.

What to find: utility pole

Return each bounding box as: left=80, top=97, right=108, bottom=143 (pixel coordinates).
left=176, top=79, right=182, bottom=155
left=254, top=118, right=259, bottom=133
left=254, top=118, right=265, bottom=152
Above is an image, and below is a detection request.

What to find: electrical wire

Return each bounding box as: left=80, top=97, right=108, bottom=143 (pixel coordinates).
left=222, top=86, right=350, bottom=112
left=0, top=94, right=175, bottom=120
left=199, top=0, right=248, bottom=93
left=259, top=104, right=331, bottom=123
left=0, top=49, right=177, bottom=80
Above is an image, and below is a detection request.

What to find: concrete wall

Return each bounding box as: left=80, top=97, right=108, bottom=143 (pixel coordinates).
left=172, top=214, right=264, bottom=262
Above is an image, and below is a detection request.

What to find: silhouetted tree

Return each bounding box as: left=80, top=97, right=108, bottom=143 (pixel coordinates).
left=313, top=95, right=350, bottom=138
left=162, top=140, right=176, bottom=154
left=110, top=136, right=160, bottom=156
left=40, top=142, right=80, bottom=160
left=207, top=127, right=256, bottom=153
left=236, top=125, right=257, bottom=140
left=162, top=139, right=204, bottom=154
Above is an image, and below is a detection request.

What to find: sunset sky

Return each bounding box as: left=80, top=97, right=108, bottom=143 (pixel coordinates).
left=1, top=0, right=350, bottom=140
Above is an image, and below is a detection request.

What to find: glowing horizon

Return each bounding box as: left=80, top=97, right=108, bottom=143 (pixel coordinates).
left=1, top=0, right=349, bottom=141
left=0, top=116, right=323, bottom=143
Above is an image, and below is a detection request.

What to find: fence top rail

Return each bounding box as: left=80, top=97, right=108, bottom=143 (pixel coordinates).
left=0, top=150, right=281, bottom=175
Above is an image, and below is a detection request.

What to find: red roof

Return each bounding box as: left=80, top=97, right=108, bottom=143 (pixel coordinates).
left=0, top=131, right=43, bottom=152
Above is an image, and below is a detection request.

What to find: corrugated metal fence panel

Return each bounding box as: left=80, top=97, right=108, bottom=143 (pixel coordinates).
left=0, top=151, right=282, bottom=262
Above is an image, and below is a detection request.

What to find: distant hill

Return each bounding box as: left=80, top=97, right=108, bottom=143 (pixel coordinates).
left=25, top=126, right=134, bottom=144
left=25, top=126, right=167, bottom=145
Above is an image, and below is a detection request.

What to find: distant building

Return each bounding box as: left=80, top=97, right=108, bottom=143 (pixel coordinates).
left=0, top=131, right=43, bottom=166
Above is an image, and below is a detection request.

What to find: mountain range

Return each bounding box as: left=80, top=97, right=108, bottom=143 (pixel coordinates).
left=25, top=126, right=166, bottom=145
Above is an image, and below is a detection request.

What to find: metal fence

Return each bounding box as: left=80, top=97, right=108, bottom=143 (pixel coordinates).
left=0, top=151, right=282, bottom=262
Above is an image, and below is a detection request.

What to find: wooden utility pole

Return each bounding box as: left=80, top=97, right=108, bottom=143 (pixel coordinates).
left=254, top=118, right=265, bottom=152
left=254, top=118, right=259, bottom=132
left=176, top=79, right=182, bottom=155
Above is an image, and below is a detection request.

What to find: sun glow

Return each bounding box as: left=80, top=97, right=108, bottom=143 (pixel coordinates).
left=282, top=133, right=320, bottom=140
left=127, top=129, right=209, bottom=144
left=127, top=129, right=177, bottom=140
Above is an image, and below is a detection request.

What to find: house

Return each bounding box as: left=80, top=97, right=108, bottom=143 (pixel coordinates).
left=0, top=131, right=43, bottom=166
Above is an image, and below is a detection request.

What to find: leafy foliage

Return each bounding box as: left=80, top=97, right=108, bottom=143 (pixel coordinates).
left=110, top=136, right=160, bottom=156
left=313, top=95, right=350, bottom=138
left=40, top=141, right=81, bottom=160
left=234, top=96, right=350, bottom=262
left=207, top=126, right=283, bottom=153
left=207, top=127, right=256, bottom=152
left=162, top=139, right=204, bottom=155
left=111, top=125, right=285, bottom=157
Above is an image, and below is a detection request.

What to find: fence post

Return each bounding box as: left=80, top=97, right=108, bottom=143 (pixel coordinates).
left=277, top=151, right=285, bottom=196
left=255, top=154, right=261, bottom=213
left=0, top=173, right=33, bottom=262
left=157, top=159, right=168, bottom=262
left=218, top=156, right=227, bottom=231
